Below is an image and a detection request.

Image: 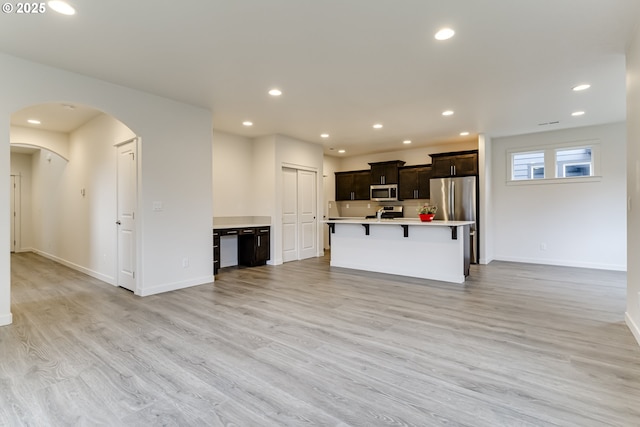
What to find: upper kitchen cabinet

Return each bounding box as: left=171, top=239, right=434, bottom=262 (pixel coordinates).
left=399, top=165, right=432, bottom=200
left=369, top=160, right=406, bottom=185
left=335, top=170, right=371, bottom=201
left=430, top=150, right=478, bottom=178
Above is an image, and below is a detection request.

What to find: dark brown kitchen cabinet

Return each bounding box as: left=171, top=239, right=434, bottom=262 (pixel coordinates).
left=430, top=150, right=478, bottom=178
left=238, top=226, right=270, bottom=267
left=369, top=160, right=405, bottom=185
left=335, top=170, right=371, bottom=200
left=399, top=165, right=431, bottom=199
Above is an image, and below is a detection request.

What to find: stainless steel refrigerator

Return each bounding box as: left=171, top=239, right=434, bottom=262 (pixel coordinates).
left=430, top=176, right=478, bottom=263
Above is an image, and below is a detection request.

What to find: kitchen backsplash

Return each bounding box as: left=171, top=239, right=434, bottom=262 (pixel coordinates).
left=330, top=200, right=431, bottom=219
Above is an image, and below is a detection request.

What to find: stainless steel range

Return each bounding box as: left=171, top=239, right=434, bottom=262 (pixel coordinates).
left=365, top=205, right=403, bottom=219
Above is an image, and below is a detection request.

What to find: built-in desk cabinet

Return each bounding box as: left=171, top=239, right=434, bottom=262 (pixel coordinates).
left=213, top=230, right=221, bottom=274
left=213, top=226, right=270, bottom=274
left=238, top=227, right=270, bottom=267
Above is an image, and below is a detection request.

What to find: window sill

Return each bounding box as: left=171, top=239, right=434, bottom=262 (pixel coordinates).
left=507, top=176, right=602, bottom=186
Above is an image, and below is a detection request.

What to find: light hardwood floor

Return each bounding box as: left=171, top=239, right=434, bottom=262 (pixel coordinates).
left=1, top=252, right=639, bottom=426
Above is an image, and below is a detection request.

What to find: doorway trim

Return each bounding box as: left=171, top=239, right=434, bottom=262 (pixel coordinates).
left=280, top=162, right=321, bottom=264
left=10, top=174, right=20, bottom=253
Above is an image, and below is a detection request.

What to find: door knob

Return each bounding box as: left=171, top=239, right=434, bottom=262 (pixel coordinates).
left=116, top=220, right=121, bottom=225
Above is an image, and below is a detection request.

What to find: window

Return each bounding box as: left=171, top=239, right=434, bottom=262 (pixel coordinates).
left=508, top=140, right=600, bottom=184
left=512, top=151, right=545, bottom=180
left=556, top=147, right=592, bottom=177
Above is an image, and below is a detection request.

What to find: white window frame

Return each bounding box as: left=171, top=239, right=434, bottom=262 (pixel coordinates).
left=507, top=139, right=601, bottom=185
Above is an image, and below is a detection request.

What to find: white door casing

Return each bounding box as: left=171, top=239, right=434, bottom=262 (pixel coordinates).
left=10, top=175, right=19, bottom=253
left=282, top=167, right=317, bottom=262
left=116, top=139, right=137, bottom=291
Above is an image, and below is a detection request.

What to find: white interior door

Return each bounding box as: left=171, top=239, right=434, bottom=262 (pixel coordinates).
left=298, top=170, right=317, bottom=260
left=282, top=167, right=317, bottom=262
left=282, top=168, right=298, bottom=262
left=116, top=139, right=137, bottom=291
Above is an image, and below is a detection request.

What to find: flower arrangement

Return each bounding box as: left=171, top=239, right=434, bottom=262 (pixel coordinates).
left=417, top=204, right=437, bottom=214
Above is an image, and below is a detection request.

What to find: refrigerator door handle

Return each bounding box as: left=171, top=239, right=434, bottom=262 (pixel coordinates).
left=449, top=181, right=455, bottom=219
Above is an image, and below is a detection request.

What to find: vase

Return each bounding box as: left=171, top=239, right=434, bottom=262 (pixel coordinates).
left=419, top=213, right=435, bottom=222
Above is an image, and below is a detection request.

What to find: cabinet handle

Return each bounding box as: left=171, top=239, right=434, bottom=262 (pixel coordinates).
left=259, top=229, right=269, bottom=233
left=226, top=230, right=237, bottom=234
left=243, top=229, right=253, bottom=233
left=258, top=236, right=261, bottom=246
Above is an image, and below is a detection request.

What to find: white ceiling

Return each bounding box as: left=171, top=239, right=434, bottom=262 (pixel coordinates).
left=2, top=0, right=638, bottom=156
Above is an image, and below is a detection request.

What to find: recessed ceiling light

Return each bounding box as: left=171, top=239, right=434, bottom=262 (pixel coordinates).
left=48, top=1, right=76, bottom=15
left=268, top=88, right=282, bottom=96
left=320, top=133, right=330, bottom=138
left=27, top=119, right=41, bottom=125
left=373, top=123, right=383, bottom=129
left=242, top=121, right=253, bottom=126
left=403, top=140, right=412, bottom=144
left=442, top=110, right=454, bottom=116
left=571, top=111, right=585, bottom=116
left=572, top=84, right=591, bottom=91
left=338, top=149, right=346, bottom=153
left=460, top=131, right=470, bottom=136
left=435, top=28, right=455, bottom=41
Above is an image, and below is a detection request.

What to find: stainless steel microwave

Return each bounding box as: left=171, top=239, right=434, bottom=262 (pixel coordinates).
left=370, top=184, right=398, bottom=201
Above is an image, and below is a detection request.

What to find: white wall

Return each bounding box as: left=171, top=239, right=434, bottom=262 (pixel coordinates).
left=10, top=125, right=69, bottom=159
left=492, top=122, right=627, bottom=270
left=323, top=156, right=340, bottom=249
left=626, top=24, right=640, bottom=346
left=0, top=53, right=213, bottom=325
left=9, top=152, right=33, bottom=251
left=212, top=130, right=255, bottom=217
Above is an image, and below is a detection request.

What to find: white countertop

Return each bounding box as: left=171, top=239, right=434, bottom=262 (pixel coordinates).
left=326, top=218, right=474, bottom=226
left=213, top=223, right=271, bottom=229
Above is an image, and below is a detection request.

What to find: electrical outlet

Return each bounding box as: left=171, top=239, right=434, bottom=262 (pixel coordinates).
left=367, top=203, right=371, bottom=208
left=346, top=203, right=350, bottom=208
left=540, top=243, right=547, bottom=251
left=182, top=258, right=189, bottom=268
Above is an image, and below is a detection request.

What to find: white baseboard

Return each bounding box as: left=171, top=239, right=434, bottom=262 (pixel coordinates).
left=32, top=249, right=116, bottom=286
left=625, top=312, right=640, bottom=348
left=136, top=275, right=214, bottom=297
left=0, top=312, right=13, bottom=326
left=493, top=254, right=626, bottom=272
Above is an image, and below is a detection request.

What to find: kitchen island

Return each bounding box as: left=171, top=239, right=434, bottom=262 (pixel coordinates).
left=326, top=218, right=474, bottom=283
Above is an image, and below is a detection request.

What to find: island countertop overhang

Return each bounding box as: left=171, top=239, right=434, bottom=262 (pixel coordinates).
left=325, top=218, right=475, bottom=227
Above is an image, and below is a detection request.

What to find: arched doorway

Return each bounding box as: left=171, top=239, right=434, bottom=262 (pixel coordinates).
left=9, top=102, right=138, bottom=293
